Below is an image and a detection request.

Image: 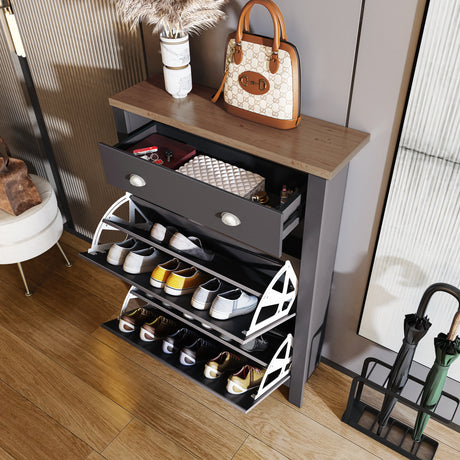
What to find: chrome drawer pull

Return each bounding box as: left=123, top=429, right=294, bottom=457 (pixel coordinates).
left=220, top=212, right=241, bottom=227
left=128, top=174, right=146, bottom=187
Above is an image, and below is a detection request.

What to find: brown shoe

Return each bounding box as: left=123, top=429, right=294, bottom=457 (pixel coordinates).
left=140, top=316, right=179, bottom=342
left=119, top=308, right=157, bottom=333
left=204, top=351, right=246, bottom=379
left=226, top=365, right=266, bottom=394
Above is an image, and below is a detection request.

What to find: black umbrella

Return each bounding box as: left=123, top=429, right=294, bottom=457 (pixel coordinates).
left=376, top=312, right=431, bottom=434
left=412, top=308, right=460, bottom=442
left=375, top=283, right=460, bottom=434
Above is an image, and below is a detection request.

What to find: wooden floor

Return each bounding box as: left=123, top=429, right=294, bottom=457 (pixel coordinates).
left=0, top=231, right=459, bottom=460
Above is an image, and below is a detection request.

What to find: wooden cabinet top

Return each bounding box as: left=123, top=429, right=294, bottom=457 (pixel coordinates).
left=109, top=78, right=370, bottom=180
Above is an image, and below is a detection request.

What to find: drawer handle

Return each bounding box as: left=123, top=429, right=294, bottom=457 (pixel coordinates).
left=128, top=174, right=146, bottom=187
left=220, top=212, right=241, bottom=227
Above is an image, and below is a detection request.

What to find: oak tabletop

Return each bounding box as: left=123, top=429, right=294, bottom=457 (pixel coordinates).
left=109, top=77, right=370, bottom=180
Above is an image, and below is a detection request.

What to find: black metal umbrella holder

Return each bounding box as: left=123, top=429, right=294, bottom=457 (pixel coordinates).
left=342, top=357, right=459, bottom=460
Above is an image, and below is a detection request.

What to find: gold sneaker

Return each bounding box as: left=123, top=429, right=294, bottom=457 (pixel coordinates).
left=164, top=267, right=209, bottom=296
left=204, top=351, right=246, bottom=379
left=226, top=365, right=266, bottom=394
left=150, top=258, right=185, bottom=288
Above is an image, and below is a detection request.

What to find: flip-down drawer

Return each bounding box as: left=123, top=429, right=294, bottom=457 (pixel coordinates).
left=99, top=121, right=305, bottom=256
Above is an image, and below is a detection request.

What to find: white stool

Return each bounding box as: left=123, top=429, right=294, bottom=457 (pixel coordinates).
left=0, top=174, right=71, bottom=295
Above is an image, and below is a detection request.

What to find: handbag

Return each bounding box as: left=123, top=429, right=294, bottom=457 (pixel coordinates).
left=212, top=0, right=301, bottom=129
left=0, top=136, right=42, bottom=215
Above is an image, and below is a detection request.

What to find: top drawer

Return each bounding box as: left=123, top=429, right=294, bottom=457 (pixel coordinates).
left=99, top=122, right=305, bottom=256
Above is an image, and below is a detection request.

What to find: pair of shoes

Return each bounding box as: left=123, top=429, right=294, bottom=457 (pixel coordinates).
left=179, top=337, right=218, bottom=366
left=241, top=336, right=269, bottom=352
left=118, top=307, right=180, bottom=342
left=139, top=316, right=180, bottom=342
left=169, top=232, right=214, bottom=261
left=226, top=365, right=266, bottom=394
left=150, top=257, right=186, bottom=288
left=150, top=222, right=177, bottom=243
left=191, top=279, right=258, bottom=320
left=107, top=238, right=165, bottom=274
left=191, top=277, right=225, bottom=310
left=150, top=258, right=209, bottom=296
left=204, top=351, right=246, bottom=379
left=151, top=222, right=214, bottom=261
left=161, top=327, right=217, bottom=366
left=164, top=266, right=209, bottom=296
left=118, top=307, right=158, bottom=333
left=162, top=327, right=198, bottom=354
left=210, top=288, right=258, bottom=320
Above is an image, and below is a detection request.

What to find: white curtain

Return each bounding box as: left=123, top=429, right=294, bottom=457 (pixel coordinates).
left=359, top=0, right=460, bottom=381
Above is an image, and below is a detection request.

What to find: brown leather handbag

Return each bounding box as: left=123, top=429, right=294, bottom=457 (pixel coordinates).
left=212, top=0, right=301, bottom=129
left=0, top=136, right=42, bottom=215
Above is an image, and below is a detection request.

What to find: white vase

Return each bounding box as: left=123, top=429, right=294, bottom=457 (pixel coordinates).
left=160, top=34, right=192, bottom=99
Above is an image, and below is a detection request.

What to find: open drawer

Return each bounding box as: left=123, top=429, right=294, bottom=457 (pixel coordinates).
left=99, top=121, right=306, bottom=256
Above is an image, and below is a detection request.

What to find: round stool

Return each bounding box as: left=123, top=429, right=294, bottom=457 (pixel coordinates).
left=0, top=174, right=71, bottom=295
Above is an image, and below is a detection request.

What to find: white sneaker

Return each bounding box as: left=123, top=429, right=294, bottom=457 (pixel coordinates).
left=150, top=223, right=177, bottom=243
left=169, top=232, right=214, bottom=261
left=123, top=247, right=165, bottom=274
left=191, top=278, right=222, bottom=310
left=106, top=238, right=143, bottom=265
left=209, top=289, right=258, bottom=320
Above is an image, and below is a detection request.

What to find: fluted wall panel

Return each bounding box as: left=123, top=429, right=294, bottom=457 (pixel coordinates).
left=11, top=0, right=146, bottom=236
left=360, top=0, right=460, bottom=381
left=0, top=23, right=47, bottom=178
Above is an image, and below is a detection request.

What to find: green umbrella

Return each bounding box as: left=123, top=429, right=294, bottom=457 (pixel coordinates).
left=412, top=310, right=460, bottom=442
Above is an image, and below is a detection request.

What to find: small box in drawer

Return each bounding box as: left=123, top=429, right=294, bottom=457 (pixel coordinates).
left=126, top=133, right=196, bottom=169
left=177, top=155, right=265, bottom=199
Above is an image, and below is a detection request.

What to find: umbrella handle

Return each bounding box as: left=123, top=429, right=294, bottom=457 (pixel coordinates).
left=448, top=310, right=460, bottom=341
left=416, top=282, right=460, bottom=317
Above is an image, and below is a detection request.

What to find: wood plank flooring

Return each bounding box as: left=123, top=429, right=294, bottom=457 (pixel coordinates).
left=0, top=231, right=458, bottom=459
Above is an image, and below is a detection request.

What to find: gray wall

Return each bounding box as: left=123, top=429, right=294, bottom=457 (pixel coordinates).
left=158, top=0, right=424, bottom=374
left=168, top=0, right=460, bottom=419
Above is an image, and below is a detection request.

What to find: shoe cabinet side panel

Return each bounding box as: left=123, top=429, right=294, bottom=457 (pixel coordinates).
left=288, top=167, right=349, bottom=408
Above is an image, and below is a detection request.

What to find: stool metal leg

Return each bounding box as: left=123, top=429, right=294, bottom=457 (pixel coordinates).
left=56, top=242, right=72, bottom=267
left=17, top=263, right=32, bottom=296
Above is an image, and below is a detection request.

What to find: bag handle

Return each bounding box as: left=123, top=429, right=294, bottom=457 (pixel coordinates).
left=243, top=0, right=287, bottom=41
left=0, top=136, right=10, bottom=172
left=234, top=0, right=282, bottom=73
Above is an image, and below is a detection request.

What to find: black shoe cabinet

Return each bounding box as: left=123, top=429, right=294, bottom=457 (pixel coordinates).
left=80, top=77, right=369, bottom=411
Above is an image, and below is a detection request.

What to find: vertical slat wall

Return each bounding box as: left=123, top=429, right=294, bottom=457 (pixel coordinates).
left=0, top=23, right=47, bottom=178
left=11, top=0, right=146, bottom=237
left=360, top=0, right=460, bottom=380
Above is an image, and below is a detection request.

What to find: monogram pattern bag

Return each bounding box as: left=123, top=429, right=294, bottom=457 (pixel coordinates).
left=212, top=0, right=301, bottom=129
left=0, top=137, right=42, bottom=215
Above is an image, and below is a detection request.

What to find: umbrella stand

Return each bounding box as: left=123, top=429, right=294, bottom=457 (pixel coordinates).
left=342, top=357, right=460, bottom=460
left=412, top=307, right=460, bottom=444
left=376, top=283, right=460, bottom=435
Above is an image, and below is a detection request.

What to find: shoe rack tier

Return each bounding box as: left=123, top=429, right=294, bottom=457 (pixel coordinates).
left=101, top=290, right=293, bottom=413
left=80, top=249, right=296, bottom=345
left=88, top=192, right=285, bottom=297
left=129, top=287, right=291, bottom=366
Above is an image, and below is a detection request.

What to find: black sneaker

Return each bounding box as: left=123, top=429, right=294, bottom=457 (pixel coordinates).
left=241, top=335, right=269, bottom=352
left=179, top=338, right=218, bottom=366
left=162, top=328, right=198, bottom=354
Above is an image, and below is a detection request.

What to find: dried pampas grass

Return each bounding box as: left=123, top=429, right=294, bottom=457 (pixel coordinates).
left=115, top=0, right=227, bottom=38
